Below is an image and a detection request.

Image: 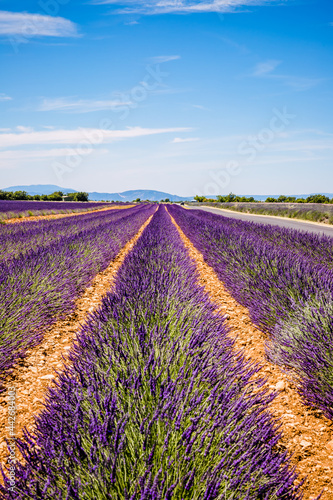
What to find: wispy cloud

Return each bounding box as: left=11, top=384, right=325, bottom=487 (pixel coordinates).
left=0, top=126, right=192, bottom=148
left=217, top=35, right=250, bottom=54
left=172, top=137, right=199, bottom=143
left=38, top=97, right=132, bottom=113
left=16, top=125, right=34, bottom=133
left=0, top=93, right=12, bottom=101
left=253, top=59, right=281, bottom=76
left=0, top=148, right=109, bottom=161
left=252, top=60, right=323, bottom=91
left=0, top=11, right=79, bottom=38
left=191, top=104, right=209, bottom=111
left=91, top=0, right=279, bottom=15
left=148, top=55, right=181, bottom=64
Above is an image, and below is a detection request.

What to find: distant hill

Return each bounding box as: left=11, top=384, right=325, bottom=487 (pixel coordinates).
left=2, top=185, right=193, bottom=202
left=2, top=185, right=332, bottom=202
left=88, top=190, right=193, bottom=202
left=2, top=184, right=77, bottom=196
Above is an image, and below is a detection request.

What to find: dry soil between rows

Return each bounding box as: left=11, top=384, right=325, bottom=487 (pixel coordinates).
left=0, top=212, right=154, bottom=471
left=168, top=209, right=333, bottom=500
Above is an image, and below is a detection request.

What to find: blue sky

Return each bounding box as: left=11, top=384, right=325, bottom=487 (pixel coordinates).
left=0, top=0, right=332, bottom=196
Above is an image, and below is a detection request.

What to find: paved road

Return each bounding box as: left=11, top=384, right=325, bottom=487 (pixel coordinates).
left=187, top=206, right=333, bottom=237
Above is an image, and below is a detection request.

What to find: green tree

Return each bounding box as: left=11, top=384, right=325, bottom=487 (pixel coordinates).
left=277, top=195, right=288, bottom=203
left=48, top=191, right=64, bottom=201
left=306, top=194, right=330, bottom=204
left=12, top=190, right=29, bottom=200
left=194, top=195, right=207, bottom=202
left=71, top=192, right=89, bottom=202
left=216, top=195, right=226, bottom=203
left=225, top=192, right=236, bottom=202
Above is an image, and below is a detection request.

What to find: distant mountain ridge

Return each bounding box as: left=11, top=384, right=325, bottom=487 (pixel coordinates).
left=1, top=185, right=193, bottom=202
left=2, top=185, right=332, bottom=202
left=2, top=185, right=77, bottom=196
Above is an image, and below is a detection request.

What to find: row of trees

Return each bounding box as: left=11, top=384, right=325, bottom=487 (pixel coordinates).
left=0, top=190, right=89, bottom=202
left=265, top=194, right=331, bottom=204
left=194, top=193, right=333, bottom=204
left=194, top=194, right=255, bottom=203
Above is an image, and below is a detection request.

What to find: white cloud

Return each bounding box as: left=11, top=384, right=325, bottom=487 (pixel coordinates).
left=16, top=125, right=34, bottom=133
left=280, top=76, right=323, bottom=92
left=252, top=60, right=323, bottom=91
left=172, top=137, right=199, bottom=143
left=91, top=0, right=280, bottom=15
left=0, top=93, right=12, bottom=101
left=38, top=97, right=132, bottom=113
left=253, top=60, right=281, bottom=76
left=0, top=126, right=192, bottom=148
left=0, top=11, right=79, bottom=38
left=191, top=104, right=209, bottom=111
left=148, top=55, right=181, bottom=64
left=0, top=148, right=109, bottom=161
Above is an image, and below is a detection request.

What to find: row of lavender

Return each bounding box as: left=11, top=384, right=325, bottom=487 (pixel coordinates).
left=2, top=206, right=301, bottom=499
left=0, top=205, right=155, bottom=383
left=0, top=200, right=110, bottom=220
left=169, top=205, right=333, bottom=420
left=183, top=207, right=333, bottom=268
left=0, top=206, right=142, bottom=262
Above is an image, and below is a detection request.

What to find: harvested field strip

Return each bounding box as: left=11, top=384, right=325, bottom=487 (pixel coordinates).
left=0, top=212, right=155, bottom=468
left=3, top=205, right=134, bottom=225
left=2, top=206, right=300, bottom=499
left=168, top=209, right=333, bottom=500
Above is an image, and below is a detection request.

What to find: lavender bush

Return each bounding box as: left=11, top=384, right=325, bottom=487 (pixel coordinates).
left=1, top=207, right=302, bottom=499
left=169, top=205, right=333, bottom=420
left=0, top=205, right=155, bottom=383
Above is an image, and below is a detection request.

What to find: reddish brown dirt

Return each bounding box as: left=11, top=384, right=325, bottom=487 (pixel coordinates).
left=168, top=210, right=333, bottom=500
left=0, top=212, right=154, bottom=470
left=2, top=205, right=134, bottom=225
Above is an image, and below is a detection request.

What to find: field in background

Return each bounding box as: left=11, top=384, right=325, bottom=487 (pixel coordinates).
left=190, top=201, right=333, bottom=224
left=0, top=200, right=129, bottom=221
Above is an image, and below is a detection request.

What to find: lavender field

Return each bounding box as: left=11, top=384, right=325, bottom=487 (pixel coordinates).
left=1, top=204, right=331, bottom=498
left=0, top=205, right=154, bottom=382
left=2, top=206, right=301, bottom=499
left=169, top=205, right=333, bottom=420
left=0, top=200, right=110, bottom=221
left=191, top=202, right=333, bottom=225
